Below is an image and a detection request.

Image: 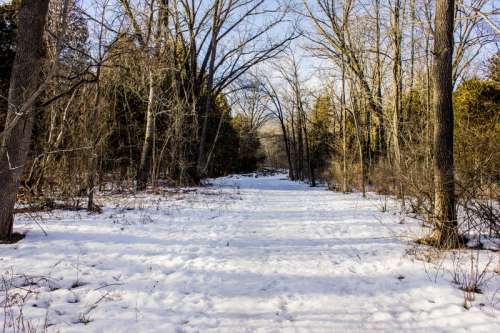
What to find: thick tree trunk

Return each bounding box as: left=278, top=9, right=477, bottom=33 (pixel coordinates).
left=0, top=0, right=50, bottom=240
left=432, top=0, right=459, bottom=247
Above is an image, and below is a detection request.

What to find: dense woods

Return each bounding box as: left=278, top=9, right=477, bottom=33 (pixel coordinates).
left=0, top=0, right=498, bottom=245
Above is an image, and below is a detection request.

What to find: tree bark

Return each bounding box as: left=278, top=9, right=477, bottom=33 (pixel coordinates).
left=300, top=104, right=315, bottom=187
left=296, top=107, right=304, bottom=181
left=374, top=0, right=384, bottom=159
left=432, top=0, right=459, bottom=247
left=136, top=70, right=156, bottom=191
left=392, top=0, right=404, bottom=205
left=87, top=65, right=102, bottom=211
left=279, top=120, right=294, bottom=180
left=289, top=113, right=299, bottom=180
left=341, top=55, right=348, bottom=193
left=196, top=2, right=220, bottom=180
left=351, top=97, right=366, bottom=198
left=0, top=0, right=50, bottom=240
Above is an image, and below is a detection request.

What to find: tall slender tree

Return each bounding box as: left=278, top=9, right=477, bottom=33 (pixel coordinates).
left=390, top=0, right=404, bottom=204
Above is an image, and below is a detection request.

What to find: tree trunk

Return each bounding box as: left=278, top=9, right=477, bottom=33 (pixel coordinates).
left=297, top=108, right=304, bottom=181
left=196, top=93, right=211, bottom=181
left=0, top=0, right=50, bottom=240
left=279, top=120, right=294, bottom=180
left=352, top=103, right=366, bottom=198
left=409, top=0, right=416, bottom=94
left=289, top=114, right=299, bottom=180
left=302, top=109, right=315, bottom=187
left=136, top=70, right=155, bottom=191
left=374, top=0, right=384, bottom=160
left=425, top=30, right=433, bottom=172
left=87, top=65, right=102, bottom=212
left=196, top=8, right=219, bottom=180
left=341, top=56, right=348, bottom=193
left=432, top=0, right=458, bottom=247
left=392, top=0, right=404, bottom=205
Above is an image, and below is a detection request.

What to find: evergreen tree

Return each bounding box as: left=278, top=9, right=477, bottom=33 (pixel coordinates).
left=0, top=0, right=19, bottom=131
left=309, top=95, right=334, bottom=178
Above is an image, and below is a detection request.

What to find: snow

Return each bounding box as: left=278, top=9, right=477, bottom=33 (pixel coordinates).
left=1, top=174, right=499, bottom=332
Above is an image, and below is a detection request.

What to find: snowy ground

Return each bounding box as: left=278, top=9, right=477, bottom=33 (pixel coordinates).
left=1, top=174, right=499, bottom=332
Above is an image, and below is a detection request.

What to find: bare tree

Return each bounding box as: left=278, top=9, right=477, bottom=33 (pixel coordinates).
left=233, top=77, right=272, bottom=133
left=453, top=0, right=497, bottom=84
left=390, top=0, right=404, bottom=204
left=302, top=0, right=387, bottom=158
left=260, top=75, right=296, bottom=179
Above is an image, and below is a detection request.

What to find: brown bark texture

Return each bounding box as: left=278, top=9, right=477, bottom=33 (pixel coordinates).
left=0, top=0, right=50, bottom=240
left=432, top=0, right=459, bottom=247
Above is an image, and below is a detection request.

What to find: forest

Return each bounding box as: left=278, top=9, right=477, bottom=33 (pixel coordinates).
left=0, top=0, right=499, bottom=332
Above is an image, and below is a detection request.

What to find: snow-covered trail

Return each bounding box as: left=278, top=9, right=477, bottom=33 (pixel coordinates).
left=1, top=174, right=499, bottom=332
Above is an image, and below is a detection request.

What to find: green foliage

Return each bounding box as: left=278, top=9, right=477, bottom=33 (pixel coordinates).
left=232, top=113, right=265, bottom=173
left=206, top=92, right=268, bottom=177
left=401, top=88, right=428, bottom=146
left=309, top=95, right=334, bottom=174
left=453, top=79, right=500, bottom=184
left=206, top=96, right=240, bottom=177
left=104, top=77, right=146, bottom=173
left=0, top=0, right=18, bottom=129
left=0, top=1, right=16, bottom=75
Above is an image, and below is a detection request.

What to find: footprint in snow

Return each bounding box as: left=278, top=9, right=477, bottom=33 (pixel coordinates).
left=66, top=294, right=79, bottom=303
left=275, top=300, right=295, bottom=322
